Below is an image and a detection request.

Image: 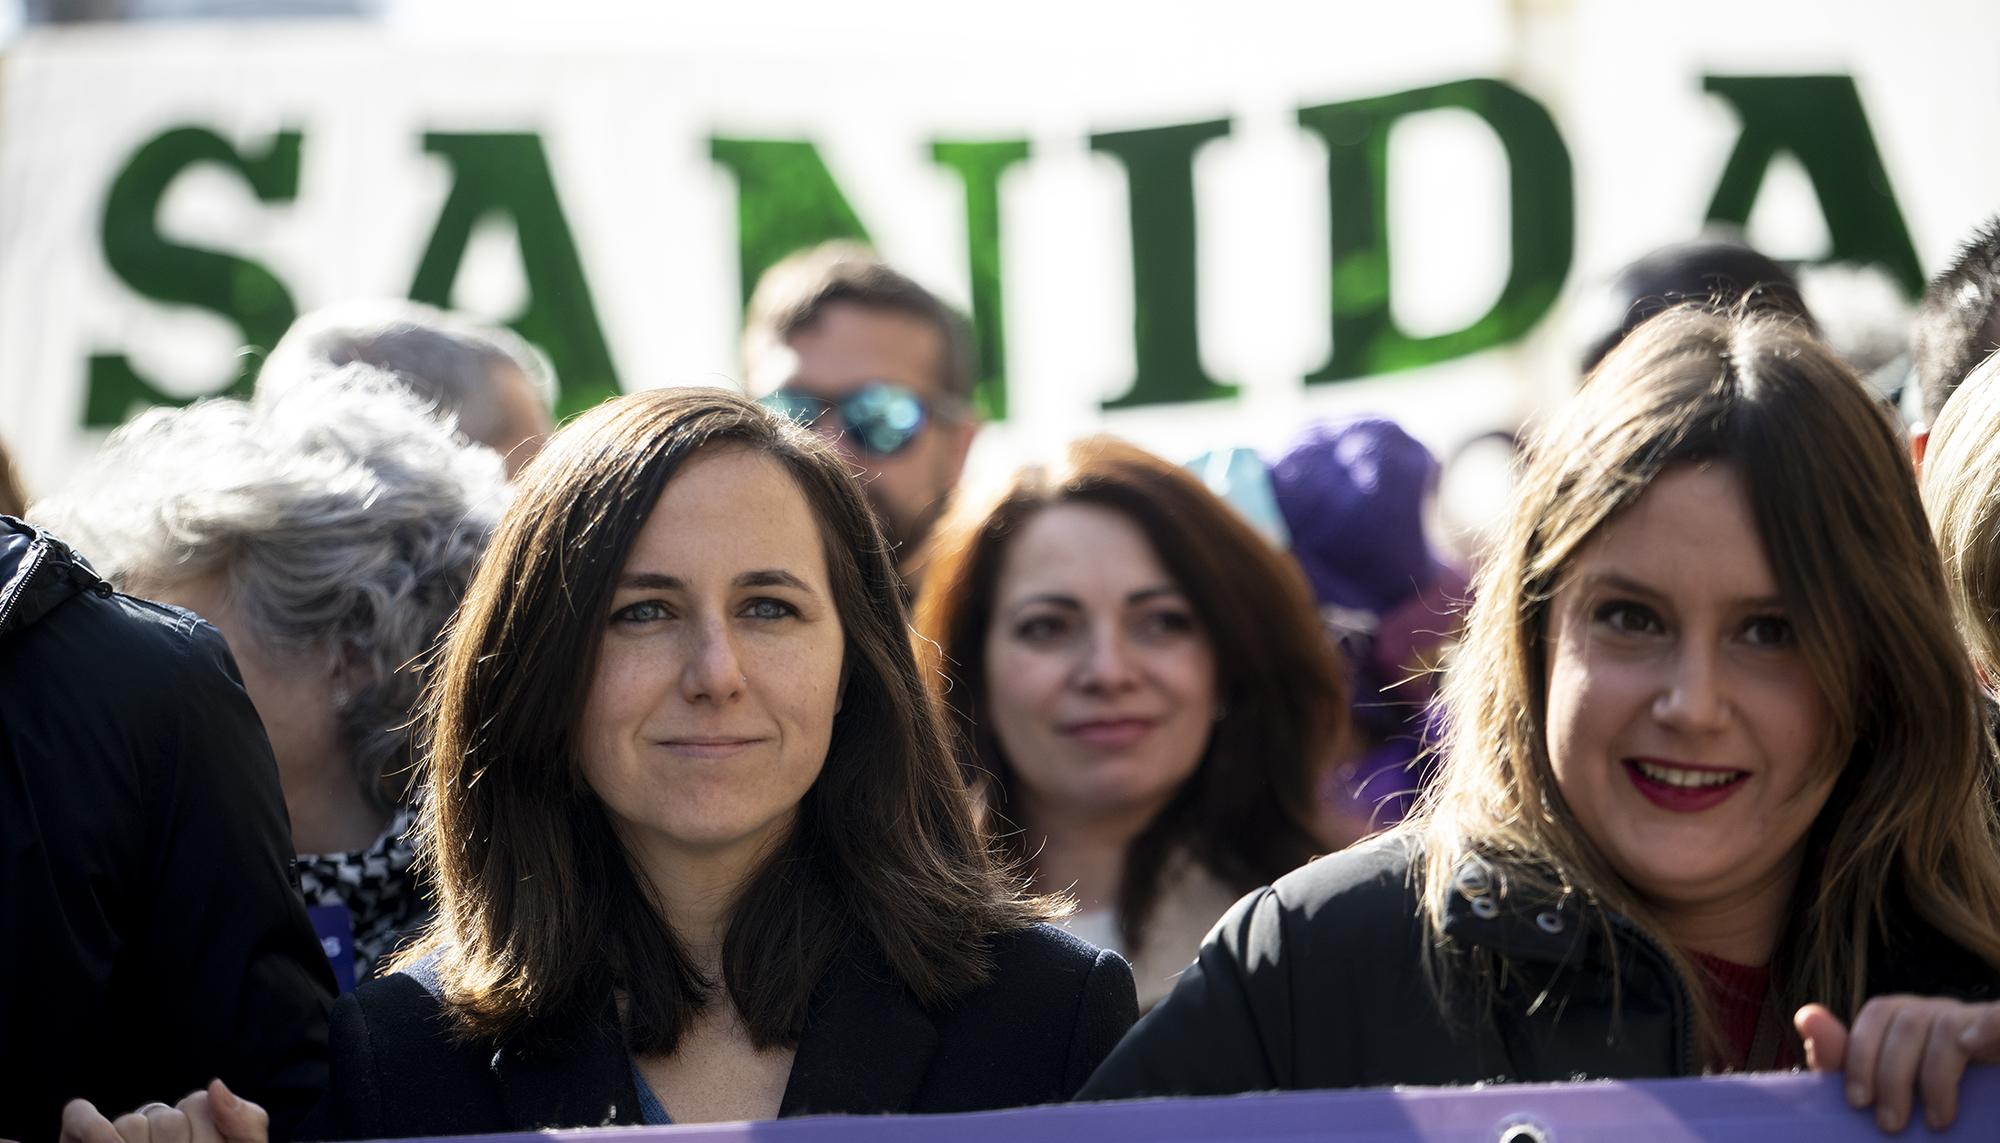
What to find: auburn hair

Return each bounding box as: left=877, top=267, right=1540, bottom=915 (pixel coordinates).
left=913, top=436, right=1346, bottom=950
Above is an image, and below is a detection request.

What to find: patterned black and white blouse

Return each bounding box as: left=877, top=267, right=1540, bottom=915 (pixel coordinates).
left=296, top=805, right=427, bottom=980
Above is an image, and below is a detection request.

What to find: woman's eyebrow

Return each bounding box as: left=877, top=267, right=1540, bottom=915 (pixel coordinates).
left=1006, top=592, right=1082, bottom=615
left=616, top=571, right=682, bottom=591
left=735, top=568, right=815, bottom=593
left=614, top=569, right=817, bottom=593
left=1575, top=569, right=1785, bottom=611
left=1572, top=570, right=1664, bottom=601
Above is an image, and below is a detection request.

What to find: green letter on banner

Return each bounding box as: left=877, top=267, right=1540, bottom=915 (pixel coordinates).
left=411, top=133, right=620, bottom=418
left=1091, top=118, right=1236, bottom=409
left=932, top=139, right=1030, bottom=420
left=85, top=127, right=301, bottom=426
left=1703, top=75, right=1921, bottom=295
left=1297, top=79, right=1573, bottom=384
left=709, top=138, right=872, bottom=308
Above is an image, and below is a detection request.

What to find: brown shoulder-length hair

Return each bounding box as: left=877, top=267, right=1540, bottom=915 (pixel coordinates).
left=395, top=386, right=1045, bottom=1054
left=1411, top=304, right=2000, bottom=1065
left=913, top=436, right=1347, bottom=949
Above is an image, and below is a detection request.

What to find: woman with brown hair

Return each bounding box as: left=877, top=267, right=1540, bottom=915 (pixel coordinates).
left=1084, top=305, right=2000, bottom=1134
left=65, top=387, right=1134, bottom=1141
left=913, top=437, right=1350, bottom=1010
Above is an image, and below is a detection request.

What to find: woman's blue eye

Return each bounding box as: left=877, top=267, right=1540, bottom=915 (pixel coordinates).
left=1594, top=600, right=1661, bottom=635
left=612, top=600, right=670, bottom=624
left=744, top=598, right=797, bottom=620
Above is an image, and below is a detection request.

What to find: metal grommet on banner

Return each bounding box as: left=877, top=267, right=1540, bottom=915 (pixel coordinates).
left=1495, top=1115, right=1552, bottom=1143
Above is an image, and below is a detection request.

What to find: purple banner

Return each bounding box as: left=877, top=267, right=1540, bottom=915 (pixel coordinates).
left=384, top=1069, right=2000, bottom=1142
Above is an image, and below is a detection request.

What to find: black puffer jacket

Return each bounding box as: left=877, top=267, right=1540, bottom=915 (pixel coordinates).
left=0, top=517, right=333, bottom=1140
left=1082, top=832, right=2000, bottom=1098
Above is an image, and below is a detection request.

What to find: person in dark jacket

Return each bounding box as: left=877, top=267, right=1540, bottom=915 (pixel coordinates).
left=1085, top=306, right=2000, bottom=1135
left=72, top=387, right=1135, bottom=1142
left=1, top=516, right=334, bottom=1141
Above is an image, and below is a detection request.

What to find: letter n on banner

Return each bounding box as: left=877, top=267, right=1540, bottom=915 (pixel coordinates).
left=85, top=127, right=301, bottom=426
left=708, top=138, right=873, bottom=309
left=411, top=133, right=622, bottom=419
left=1298, top=79, right=1573, bottom=384
left=933, top=140, right=1029, bottom=421
left=1702, top=75, right=1921, bottom=295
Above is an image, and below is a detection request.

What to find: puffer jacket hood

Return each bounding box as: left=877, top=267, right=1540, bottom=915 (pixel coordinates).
left=0, top=515, right=105, bottom=641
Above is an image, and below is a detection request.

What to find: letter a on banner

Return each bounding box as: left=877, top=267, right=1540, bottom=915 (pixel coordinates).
left=1702, top=75, right=1922, bottom=295
left=1298, top=79, right=1574, bottom=384
left=85, top=127, right=301, bottom=425
left=411, top=133, right=622, bottom=418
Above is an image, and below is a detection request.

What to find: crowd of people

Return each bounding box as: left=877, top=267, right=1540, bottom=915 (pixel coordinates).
left=7, top=220, right=2000, bottom=1141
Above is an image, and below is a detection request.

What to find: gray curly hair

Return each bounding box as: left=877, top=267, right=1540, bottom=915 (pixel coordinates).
left=33, top=365, right=508, bottom=812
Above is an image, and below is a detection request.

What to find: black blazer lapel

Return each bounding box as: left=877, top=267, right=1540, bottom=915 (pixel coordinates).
left=492, top=991, right=643, bottom=1129
left=780, top=952, right=938, bottom=1116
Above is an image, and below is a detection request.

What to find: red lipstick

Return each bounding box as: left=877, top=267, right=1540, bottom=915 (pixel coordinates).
left=1622, top=758, right=1749, bottom=813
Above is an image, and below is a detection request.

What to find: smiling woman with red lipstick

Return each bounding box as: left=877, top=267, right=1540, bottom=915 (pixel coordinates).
left=1083, top=305, right=2000, bottom=1135
left=915, top=437, right=1350, bottom=1009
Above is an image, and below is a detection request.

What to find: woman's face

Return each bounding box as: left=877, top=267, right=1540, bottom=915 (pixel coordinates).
left=982, top=503, right=1218, bottom=833
left=578, top=445, right=845, bottom=872
left=1544, top=463, right=1839, bottom=922
left=146, top=571, right=341, bottom=793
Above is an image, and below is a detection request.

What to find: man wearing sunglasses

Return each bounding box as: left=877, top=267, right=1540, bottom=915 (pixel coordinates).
left=742, top=242, right=978, bottom=591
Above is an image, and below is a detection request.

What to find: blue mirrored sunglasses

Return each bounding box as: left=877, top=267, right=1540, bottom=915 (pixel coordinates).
left=759, top=382, right=930, bottom=457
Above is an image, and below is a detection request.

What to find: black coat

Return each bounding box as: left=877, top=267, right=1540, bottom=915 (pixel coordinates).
left=0, top=518, right=335, bottom=1141
left=302, top=922, right=1136, bottom=1137
left=1082, top=833, right=2000, bottom=1099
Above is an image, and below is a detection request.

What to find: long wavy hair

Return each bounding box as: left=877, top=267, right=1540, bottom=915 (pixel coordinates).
left=914, top=436, right=1345, bottom=951
left=1409, top=305, right=2000, bottom=1064
left=397, top=387, right=1046, bottom=1053
left=1922, top=350, right=2000, bottom=683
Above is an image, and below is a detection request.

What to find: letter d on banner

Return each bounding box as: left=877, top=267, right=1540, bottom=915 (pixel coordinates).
left=1299, top=79, right=1573, bottom=383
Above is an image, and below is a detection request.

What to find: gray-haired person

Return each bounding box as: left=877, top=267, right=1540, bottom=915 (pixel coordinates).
left=259, top=300, right=557, bottom=476
left=33, top=365, right=508, bottom=984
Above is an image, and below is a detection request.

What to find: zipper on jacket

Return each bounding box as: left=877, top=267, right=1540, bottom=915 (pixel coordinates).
left=0, top=535, right=49, bottom=635
left=1605, top=910, right=1698, bottom=1075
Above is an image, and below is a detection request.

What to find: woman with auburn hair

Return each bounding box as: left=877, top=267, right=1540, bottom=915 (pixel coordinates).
left=66, top=388, right=1134, bottom=1142
left=913, top=437, right=1349, bottom=1010
left=1084, top=306, right=2000, bottom=1135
